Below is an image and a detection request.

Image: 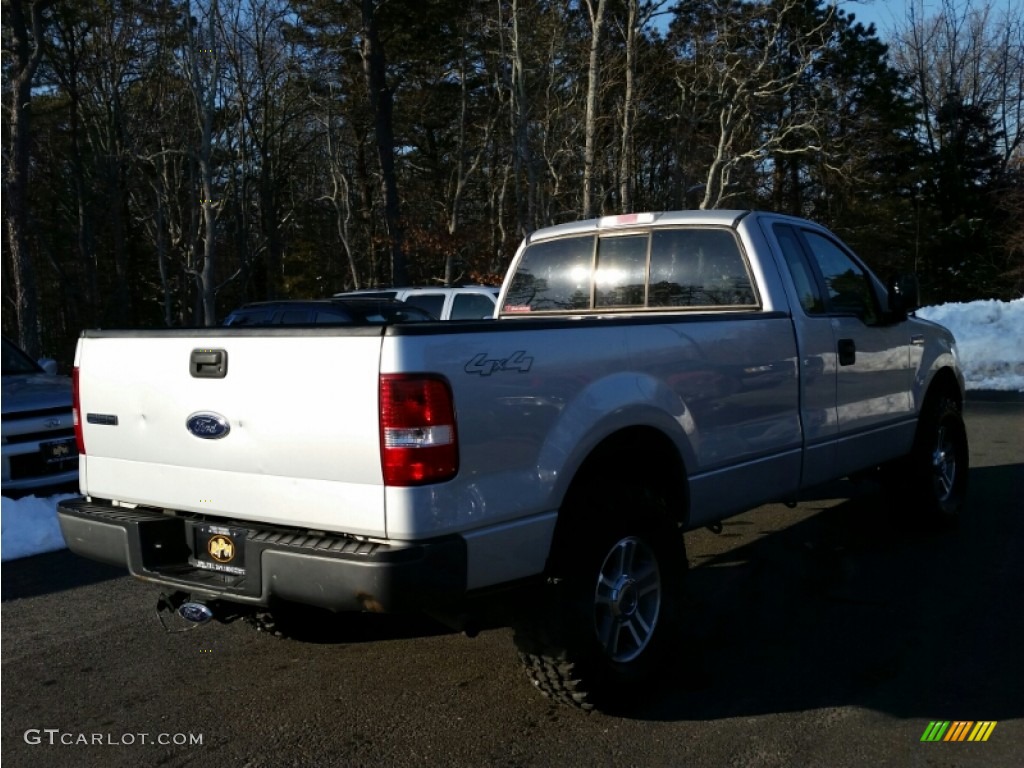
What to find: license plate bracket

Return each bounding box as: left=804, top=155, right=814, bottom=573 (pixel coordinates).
left=190, top=524, right=246, bottom=575
left=40, top=437, right=77, bottom=465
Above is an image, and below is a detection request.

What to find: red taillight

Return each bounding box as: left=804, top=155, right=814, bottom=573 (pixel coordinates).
left=380, top=374, right=458, bottom=486
left=72, top=366, right=85, bottom=454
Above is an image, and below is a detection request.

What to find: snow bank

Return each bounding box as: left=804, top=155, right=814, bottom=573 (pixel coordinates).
left=1, top=494, right=74, bottom=562
left=918, top=298, right=1024, bottom=392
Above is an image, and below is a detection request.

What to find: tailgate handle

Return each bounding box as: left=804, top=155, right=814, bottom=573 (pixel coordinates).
left=190, top=348, right=228, bottom=379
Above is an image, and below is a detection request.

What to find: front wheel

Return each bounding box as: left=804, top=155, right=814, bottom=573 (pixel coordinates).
left=907, top=395, right=969, bottom=522
left=513, top=487, right=685, bottom=711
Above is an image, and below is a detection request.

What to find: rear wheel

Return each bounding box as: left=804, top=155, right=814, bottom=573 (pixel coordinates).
left=513, top=486, right=685, bottom=711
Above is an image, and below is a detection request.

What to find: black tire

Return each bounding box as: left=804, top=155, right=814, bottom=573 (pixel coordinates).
left=907, top=395, right=969, bottom=522
left=513, top=486, right=685, bottom=711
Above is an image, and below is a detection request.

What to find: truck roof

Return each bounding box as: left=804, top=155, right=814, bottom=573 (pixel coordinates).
left=526, top=210, right=750, bottom=243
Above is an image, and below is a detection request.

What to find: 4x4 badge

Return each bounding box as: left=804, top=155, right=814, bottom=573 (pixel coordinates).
left=465, top=351, right=534, bottom=376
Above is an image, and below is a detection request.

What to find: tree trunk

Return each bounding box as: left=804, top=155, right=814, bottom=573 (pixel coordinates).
left=507, top=0, right=536, bottom=237
left=3, top=0, right=52, bottom=357
left=186, top=0, right=221, bottom=326
left=618, top=0, right=637, bottom=214
left=259, top=163, right=282, bottom=299
left=582, top=0, right=607, bottom=219
left=153, top=186, right=174, bottom=327
left=360, top=0, right=406, bottom=286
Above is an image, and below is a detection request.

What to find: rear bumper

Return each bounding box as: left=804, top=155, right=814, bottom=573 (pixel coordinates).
left=57, top=497, right=467, bottom=613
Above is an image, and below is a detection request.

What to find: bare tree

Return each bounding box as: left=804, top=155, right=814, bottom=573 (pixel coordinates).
left=4, top=0, right=53, bottom=356
left=42, top=6, right=98, bottom=320
left=535, top=6, right=584, bottom=225
left=182, top=0, right=223, bottom=325
left=891, top=0, right=1023, bottom=174
left=443, top=7, right=497, bottom=285
left=359, top=0, right=406, bottom=286
left=616, top=0, right=670, bottom=213
left=890, top=0, right=1023, bottom=296
left=582, top=0, right=607, bottom=218
left=219, top=0, right=310, bottom=300
left=673, top=0, right=835, bottom=210
left=502, top=0, right=538, bottom=237
left=311, top=82, right=361, bottom=290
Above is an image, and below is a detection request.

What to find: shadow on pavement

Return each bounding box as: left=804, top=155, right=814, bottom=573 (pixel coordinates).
left=625, top=461, right=1024, bottom=722
left=243, top=603, right=457, bottom=645
left=1, top=548, right=125, bottom=602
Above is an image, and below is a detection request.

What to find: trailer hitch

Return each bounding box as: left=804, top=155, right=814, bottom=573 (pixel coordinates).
left=156, top=591, right=246, bottom=633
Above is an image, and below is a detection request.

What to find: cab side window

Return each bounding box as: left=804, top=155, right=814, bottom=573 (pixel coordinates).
left=773, top=224, right=824, bottom=314
left=800, top=231, right=878, bottom=324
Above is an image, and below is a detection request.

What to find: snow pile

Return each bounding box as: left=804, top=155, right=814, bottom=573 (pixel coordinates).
left=917, top=298, right=1024, bottom=392
left=2, top=298, right=1022, bottom=562
left=2, top=494, right=74, bottom=562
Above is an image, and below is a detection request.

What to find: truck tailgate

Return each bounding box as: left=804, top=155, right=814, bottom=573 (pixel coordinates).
left=76, top=331, right=386, bottom=537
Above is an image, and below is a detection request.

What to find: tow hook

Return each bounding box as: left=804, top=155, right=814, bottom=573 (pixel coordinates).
left=706, top=522, right=723, bottom=535
left=156, top=591, right=217, bottom=633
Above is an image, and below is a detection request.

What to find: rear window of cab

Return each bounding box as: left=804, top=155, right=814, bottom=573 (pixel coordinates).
left=502, top=228, right=757, bottom=314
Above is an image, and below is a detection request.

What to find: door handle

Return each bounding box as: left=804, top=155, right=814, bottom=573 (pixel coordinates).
left=838, top=338, right=856, bottom=366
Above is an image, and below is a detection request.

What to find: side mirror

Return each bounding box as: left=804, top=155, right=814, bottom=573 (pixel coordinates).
left=887, top=273, right=920, bottom=321
left=38, top=358, right=59, bottom=375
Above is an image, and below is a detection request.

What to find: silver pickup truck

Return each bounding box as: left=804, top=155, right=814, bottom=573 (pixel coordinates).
left=58, top=210, right=967, bottom=710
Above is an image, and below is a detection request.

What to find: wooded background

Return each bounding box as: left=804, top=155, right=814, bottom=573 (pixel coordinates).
left=3, top=0, right=1022, bottom=360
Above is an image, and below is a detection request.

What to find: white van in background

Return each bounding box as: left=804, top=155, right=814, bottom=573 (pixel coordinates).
left=332, top=286, right=499, bottom=320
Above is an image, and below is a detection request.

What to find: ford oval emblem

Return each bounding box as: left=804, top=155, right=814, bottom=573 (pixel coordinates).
left=178, top=602, right=214, bottom=624
left=186, top=412, right=231, bottom=439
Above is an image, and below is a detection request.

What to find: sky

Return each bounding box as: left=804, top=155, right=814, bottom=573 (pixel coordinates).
left=838, top=1, right=992, bottom=43
left=839, top=0, right=911, bottom=38
left=3, top=297, right=1021, bottom=563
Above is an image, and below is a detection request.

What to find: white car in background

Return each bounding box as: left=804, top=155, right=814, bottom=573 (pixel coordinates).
left=332, top=286, right=499, bottom=320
